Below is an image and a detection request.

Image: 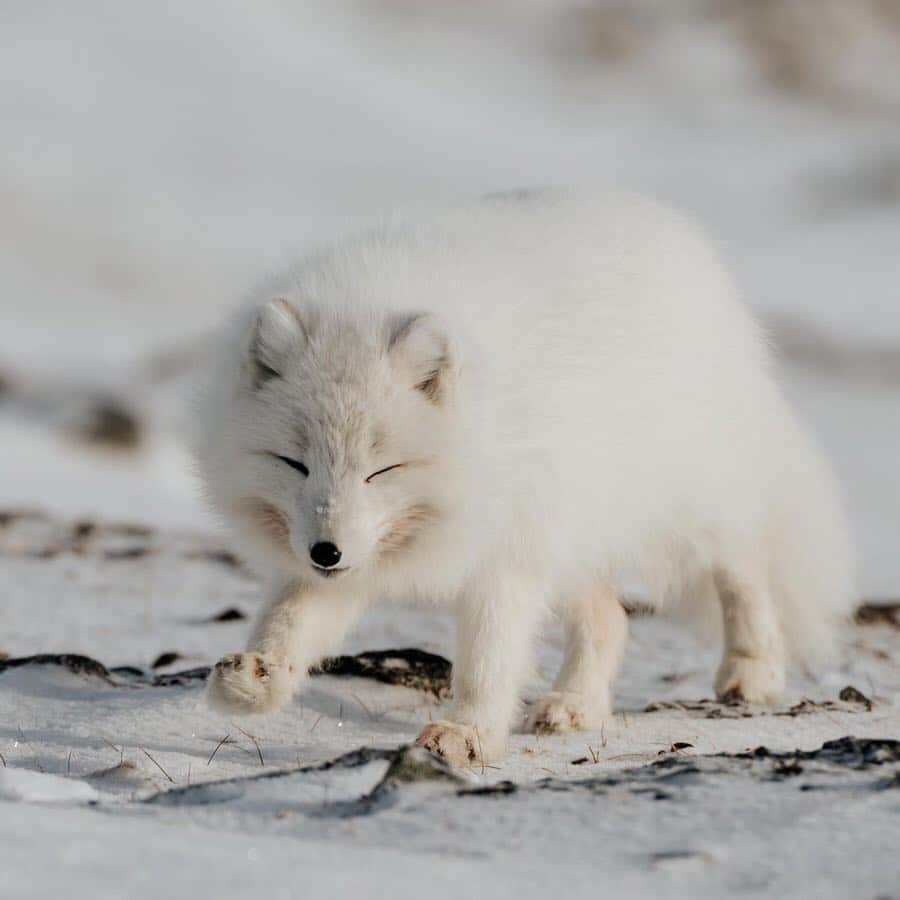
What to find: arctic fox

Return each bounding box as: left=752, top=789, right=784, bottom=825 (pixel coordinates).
left=195, top=189, right=853, bottom=766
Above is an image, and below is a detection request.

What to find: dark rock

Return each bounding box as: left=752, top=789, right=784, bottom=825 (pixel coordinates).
left=818, top=736, right=900, bottom=767
left=72, top=398, right=142, bottom=450
left=152, top=666, right=211, bottom=686
left=839, top=685, right=874, bottom=709
left=649, top=849, right=710, bottom=866
left=771, top=759, right=804, bottom=777
left=151, top=652, right=182, bottom=670
left=774, top=698, right=841, bottom=717
left=72, top=521, right=96, bottom=541
left=205, top=607, right=247, bottom=623
left=644, top=698, right=753, bottom=719
left=110, top=665, right=144, bottom=678
left=0, top=653, right=115, bottom=683
left=371, top=745, right=462, bottom=795
left=104, top=546, right=149, bottom=560
left=312, top=647, right=452, bottom=698
left=739, top=736, right=900, bottom=768
left=658, top=742, right=693, bottom=755
left=459, top=780, right=517, bottom=796
left=855, top=601, right=900, bottom=628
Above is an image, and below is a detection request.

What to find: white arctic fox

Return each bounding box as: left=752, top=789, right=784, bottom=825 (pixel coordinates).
left=195, top=189, right=853, bottom=765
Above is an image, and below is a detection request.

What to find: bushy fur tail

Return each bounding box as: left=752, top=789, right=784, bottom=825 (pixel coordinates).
left=768, top=427, right=855, bottom=667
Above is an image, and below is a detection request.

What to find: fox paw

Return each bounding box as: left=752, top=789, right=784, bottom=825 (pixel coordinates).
left=415, top=720, right=498, bottom=767
left=527, top=690, right=610, bottom=735
left=207, top=652, right=292, bottom=715
left=715, top=654, right=785, bottom=705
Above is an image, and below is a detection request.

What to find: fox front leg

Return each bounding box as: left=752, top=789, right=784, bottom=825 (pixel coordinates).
left=207, top=580, right=365, bottom=715
left=416, top=567, right=547, bottom=765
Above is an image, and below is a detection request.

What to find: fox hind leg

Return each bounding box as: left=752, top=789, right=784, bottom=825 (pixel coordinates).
left=528, top=579, right=628, bottom=735
left=713, top=563, right=786, bottom=704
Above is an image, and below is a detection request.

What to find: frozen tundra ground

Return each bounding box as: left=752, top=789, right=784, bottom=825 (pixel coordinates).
left=1, top=511, right=898, bottom=899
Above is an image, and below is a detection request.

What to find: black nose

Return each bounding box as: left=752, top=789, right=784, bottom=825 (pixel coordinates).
left=309, top=541, right=342, bottom=569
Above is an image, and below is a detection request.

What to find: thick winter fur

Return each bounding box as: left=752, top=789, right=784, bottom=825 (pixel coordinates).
left=194, top=189, right=854, bottom=766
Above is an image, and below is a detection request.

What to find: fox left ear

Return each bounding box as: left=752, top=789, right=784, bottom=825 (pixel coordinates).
left=388, top=313, right=454, bottom=404
left=244, top=298, right=307, bottom=387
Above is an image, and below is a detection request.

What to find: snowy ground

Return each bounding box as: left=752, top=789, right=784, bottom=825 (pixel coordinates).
left=1, top=2, right=899, bottom=897
left=1, top=512, right=898, bottom=899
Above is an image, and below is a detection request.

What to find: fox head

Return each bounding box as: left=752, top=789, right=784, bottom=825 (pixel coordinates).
left=214, top=298, right=460, bottom=582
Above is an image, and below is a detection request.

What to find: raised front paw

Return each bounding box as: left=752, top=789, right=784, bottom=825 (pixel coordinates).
left=715, top=653, right=785, bottom=705
left=206, top=652, right=293, bottom=715
left=415, top=720, right=492, bottom=767
left=527, top=690, right=610, bottom=735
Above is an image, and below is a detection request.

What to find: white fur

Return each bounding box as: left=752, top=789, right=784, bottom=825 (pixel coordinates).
left=193, top=189, right=854, bottom=766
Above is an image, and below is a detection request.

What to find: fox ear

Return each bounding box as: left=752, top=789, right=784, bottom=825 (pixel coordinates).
left=245, top=299, right=306, bottom=387
left=388, top=313, right=454, bottom=404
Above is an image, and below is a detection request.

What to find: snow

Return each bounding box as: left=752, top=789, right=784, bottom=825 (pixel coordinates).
left=0, top=768, right=99, bottom=804
left=0, top=513, right=898, bottom=897
left=1, top=2, right=899, bottom=897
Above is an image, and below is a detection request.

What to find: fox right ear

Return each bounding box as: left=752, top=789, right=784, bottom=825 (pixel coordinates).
left=388, top=312, right=454, bottom=404
left=245, top=299, right=306, bottom=387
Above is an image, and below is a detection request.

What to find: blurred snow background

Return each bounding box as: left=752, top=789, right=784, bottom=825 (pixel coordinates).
left=1, top=0, right=899, bottom=591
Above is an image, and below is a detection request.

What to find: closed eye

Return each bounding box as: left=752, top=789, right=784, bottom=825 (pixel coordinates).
left=365, top=463, right=405, bottom=483
left=273, top=455, right=309, bottom=477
